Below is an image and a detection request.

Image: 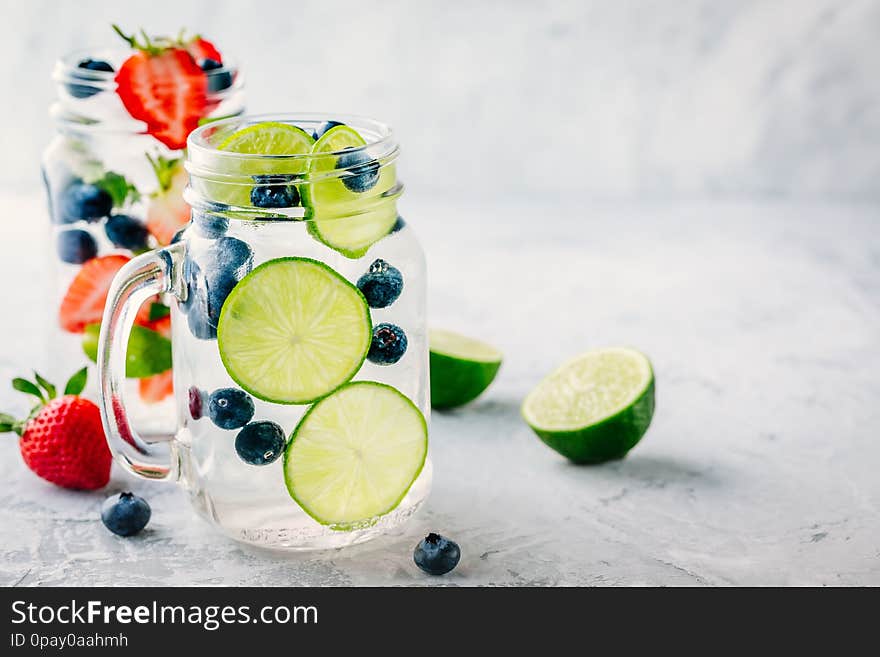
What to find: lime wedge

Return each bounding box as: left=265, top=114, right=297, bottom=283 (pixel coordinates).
left=284, top=381, right=428, bottom=529
left=429, top=329, right=502, bottom=409
left=521, top=347, right=655, bottom=463
left=82, top=323, right=171, bottom=379
left=304, top=125, right=398, bottom=258
left=217, top=257, right=371, bottom=404
left=213, top=121, right=315, bottom=208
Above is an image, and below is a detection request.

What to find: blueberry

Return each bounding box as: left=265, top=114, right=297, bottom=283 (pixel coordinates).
left=335, top=148, right=379, bottom=193
left=208, top=388, right=255, bottom=430
left=105, top=214, right=149, bottom=250
left=312, top=120, right=344, bottom=141
left=57, top=229, right=97, bottom=264
left=68, top=59, right=113, bottom=99
left=390, top=215, right=406, bottom=234
left=357, top=259, right=403, bottom=308
left=194, top=214, right=228, bottom=239
left=183, top=237, right=253, bottom=340
left=200, top=58, right=233, bottom=93
left=60, top=182, right=113, bottom=223
left=368, top=323, right=408, bottom=365
left=250, top=175, right=300, bottom=209
left=188, top=386, right=205, bottom=420
left=235, top=421, right=286, bottom=465
left=101, top=492, right=151, bottom=537
left=414, top=533, right=461, bottom=575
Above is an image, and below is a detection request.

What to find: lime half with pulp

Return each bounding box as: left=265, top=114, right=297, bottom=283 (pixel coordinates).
left=429, top=329, right=502, bottom=409
left=217, top=257, right=371, bottom=404
left=284, top=381, right=428, bottom=529
left=522, top=347, right=655, bottom=463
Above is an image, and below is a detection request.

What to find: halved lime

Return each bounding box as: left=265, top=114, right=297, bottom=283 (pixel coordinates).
left=212, top=121, right=315, bottom=208
left=303, top=125, right=398, bottom=258
left=217, top=257, right=371, bottom=404
left=82, top=323, right=171, bottom=378
left=429, top=329, right=502, bottom=409
left=521, top=347, right=655, bottom=463
left=284, top=381, right=428, bottom=528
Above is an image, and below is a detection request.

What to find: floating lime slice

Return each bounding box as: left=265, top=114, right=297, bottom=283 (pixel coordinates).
left=211, top=121, right=315, bottom=208
left=521, top=347, right=655, bottom=463
left=429, top=329, right=502, bottom=409
left=82, top=323, right=171, bottom=378
left=217, top=257, right=371, bottom=404
left=284, top=381, right=428, bottom=529
left=303, top=125, right=398, bottom=258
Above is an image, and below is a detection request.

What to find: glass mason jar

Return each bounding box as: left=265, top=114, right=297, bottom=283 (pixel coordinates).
left=42, top=47, right=244, bottom=436
left=98, top=114, right=431, bottom=549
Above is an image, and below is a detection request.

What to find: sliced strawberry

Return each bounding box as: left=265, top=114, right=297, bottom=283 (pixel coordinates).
left=139, top=369, right=174, bottom=404
left=59, top=255, right=151, bottom=333
left=146, top=155, right=190, bottom=245
left=187, top=37, right=222, bottom=63
left=115, top=48, right=207, bottom=151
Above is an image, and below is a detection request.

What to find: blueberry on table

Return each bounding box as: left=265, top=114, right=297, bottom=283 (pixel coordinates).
left=60, top=182, right=113, bottom=223
left=208, top=387, right=255, bottom=430
left=312, top=120, right=344, bottom=141
left=357, top=259, right=404, bottom=308
left=368, top=323, right=408, bottom=365
left=335, top=148, right=380, bottom=193
left=414, top=533, right=461, bottom=575
left=250, top=175, right=300, bottom=209
left=57, top=229, right=98, bottom=264
left=200, top=58, right=233, bottom=93
left=235, top=421, right=286, bottom=465
left=188, top=386, right=206, bottom=420
left=101, top=492, right=151, bottom=537
left=68, top=58, right=114, bottom=99
left=105, top=214, right=149, bottom=250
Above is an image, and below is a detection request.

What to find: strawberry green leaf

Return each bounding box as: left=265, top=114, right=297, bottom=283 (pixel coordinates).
left=64, top=367, right=89, bottom=396
left=12, top=378, right=44, bottom=402
left=94, top=171, right=140, bottom=208
left=148, top=301, right=171, bottom=321
left=146, top=153, right=183, bottom=192
left=33, top=372, right=56, bottom=400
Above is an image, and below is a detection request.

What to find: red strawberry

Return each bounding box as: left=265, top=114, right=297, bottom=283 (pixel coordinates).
left=112, top=26, right=207, bottom=151
left=59, top=255, right=151, bottom=333
left=186, top=37, right=222, bottom=64
left=146, top=154, right=190, bottom=245
left=139, top=370, right=174, bottom=404
left=0, top=369, right=111, bottom=490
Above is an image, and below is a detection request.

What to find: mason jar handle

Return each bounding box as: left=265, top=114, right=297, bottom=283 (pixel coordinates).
left=97, top=243, right=186, bottom=481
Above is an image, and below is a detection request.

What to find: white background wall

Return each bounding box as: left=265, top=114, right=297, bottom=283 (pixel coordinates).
left=1, top=0, right=878, bottom=200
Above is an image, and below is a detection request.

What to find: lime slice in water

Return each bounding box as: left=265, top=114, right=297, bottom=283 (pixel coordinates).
left=521, top=347, right=655, bottom=463
left=217, top=257, right=371, bottom=404
left=212, top=121, right=315, bottom=208
left=284, top=381, right=428, bottom=529
left=429, top=329, right=502, bottom=409
left=304, top=124, right=398, bottom=258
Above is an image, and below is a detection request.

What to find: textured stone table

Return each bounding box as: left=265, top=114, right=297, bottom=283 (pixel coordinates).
left=1, top=192, right=878, bottom=586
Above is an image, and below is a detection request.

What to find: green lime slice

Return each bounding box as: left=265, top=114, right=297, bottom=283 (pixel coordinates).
left=429, top=329, right=502, bottom=409
left=521, top=347, right=655, bottom=464
left=210, top=121, right=315, bottom=208
left=217, top=257, right=371, bottom=404
left=303, top=125, right=398, bottom=258
left=82, top=323, right=172, bottom=379
left=284, top=381, right=428, bottom=529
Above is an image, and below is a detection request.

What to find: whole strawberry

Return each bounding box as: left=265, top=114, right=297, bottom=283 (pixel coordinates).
left=0, top=368, right=111, bottom=490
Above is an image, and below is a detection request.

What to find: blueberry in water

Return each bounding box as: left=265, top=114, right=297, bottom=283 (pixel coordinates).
left=105, top=214, right=149, bottom=250
left=67, top=58, right=114, bottom=99
left=207, top=387, right=255, bottom=430
left=182, top=258, right=214, bottom=339
left=336, top=148, right=379, bottom=193
left=194, top=214, right=228, bottom=239
left=101, top=492, right=151, bottom=537
left=200, top=58, right=233, bottom=93
left=188, top=386, right=206, bottom=420
left=57, top=229, right=97, bottom=264
left=368, top=323, right=408, bottom=365
left=390, top=215, right=406, bottom=234
left=357, top=259, right=403, bottom=308
left=250, top=175, right=300, bottom=209
left=414, top=533, right=461, bottom=575
left=312, top=120, right=344, bottom=141
left=235, top=421, right=286, bottom=465
left=60, top=182, right=113, bottom=223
